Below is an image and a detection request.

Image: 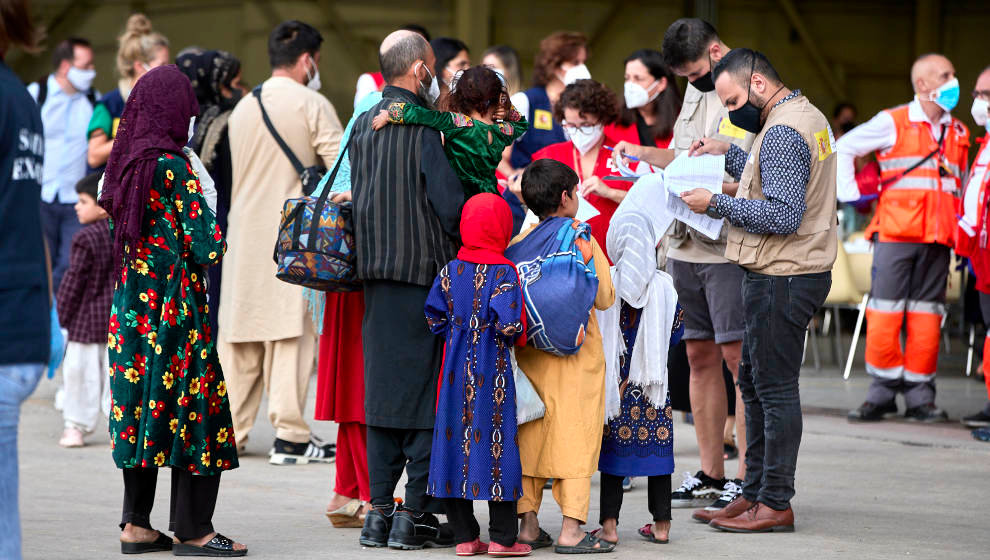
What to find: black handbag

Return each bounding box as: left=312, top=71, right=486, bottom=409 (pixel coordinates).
left=253, top=85, right=326, bottom=195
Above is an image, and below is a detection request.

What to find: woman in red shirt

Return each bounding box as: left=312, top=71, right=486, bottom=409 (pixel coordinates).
left=605, top=48, right=682, bottom=150
left=531, top=80, right=631, bottom=259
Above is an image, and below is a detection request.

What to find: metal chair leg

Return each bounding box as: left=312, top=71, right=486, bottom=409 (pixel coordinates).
left=844, top=294, right=869, bottom=380
left=831, top=305, right=844, bottom=366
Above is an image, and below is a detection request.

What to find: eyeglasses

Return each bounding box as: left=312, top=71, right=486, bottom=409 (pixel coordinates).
left=561, top=122, right=601, bottom=134
left=973, top=89, right=990, bottom=101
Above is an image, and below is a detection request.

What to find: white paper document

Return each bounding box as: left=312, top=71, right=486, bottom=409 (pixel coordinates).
left=576, top=192, right=601, bottom=222
left=665, top=195, right=724, bottom=240
left=664, top=152, right=725, bottom=195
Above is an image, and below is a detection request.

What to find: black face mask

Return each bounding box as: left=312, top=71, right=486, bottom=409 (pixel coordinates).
left=727, top=55, right=783, bottom=134
left=689, top=55, right=716, bottom=93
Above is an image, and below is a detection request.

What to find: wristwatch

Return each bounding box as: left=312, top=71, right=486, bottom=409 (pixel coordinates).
left=705, top=196, right=721, bottom=219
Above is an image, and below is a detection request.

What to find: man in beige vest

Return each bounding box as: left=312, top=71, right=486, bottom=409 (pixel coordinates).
left=682, top=48, right=836, bottom=533
left=613, top=19, right=753, bottom=518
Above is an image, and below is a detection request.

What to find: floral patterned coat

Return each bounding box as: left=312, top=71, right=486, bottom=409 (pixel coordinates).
left=108, top=153, right=238, bottom=474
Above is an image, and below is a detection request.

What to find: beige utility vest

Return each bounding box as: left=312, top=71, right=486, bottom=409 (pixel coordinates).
left=668, top=84, right=754, bottom=254
left=724, top=94, right=838, bottom=275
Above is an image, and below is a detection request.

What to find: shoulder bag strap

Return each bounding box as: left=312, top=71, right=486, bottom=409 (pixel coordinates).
left=880, top=125, right=946, bottom=187
left=307, top=135, right=352, bottom=251
left=252, top=85, right=307, bottom=179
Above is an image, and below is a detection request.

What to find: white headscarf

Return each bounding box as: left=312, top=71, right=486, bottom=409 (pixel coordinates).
left=597, top=210, right=678, bottom=421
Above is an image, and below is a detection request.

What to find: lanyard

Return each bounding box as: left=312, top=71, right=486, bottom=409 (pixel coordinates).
left=572, top=144, right=589, bottom=182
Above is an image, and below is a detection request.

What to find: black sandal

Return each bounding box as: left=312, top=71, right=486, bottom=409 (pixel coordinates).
left=519, top=528, right=553, bottom=550
left=554, top=532, right=615, bottom=554
left=120, top=531, right=174, bottom=554
left=173, top=533, right=247, bottom=557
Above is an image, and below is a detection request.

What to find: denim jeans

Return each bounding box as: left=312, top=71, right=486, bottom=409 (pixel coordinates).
left=0, top=363, right=45, bottom=560
left=738, top=271, right=830, bottom=511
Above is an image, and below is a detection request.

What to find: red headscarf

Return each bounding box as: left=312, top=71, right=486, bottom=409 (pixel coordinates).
left=456, top=193, right=527, bottom=345
left=457, top=193, right=515, bottom=266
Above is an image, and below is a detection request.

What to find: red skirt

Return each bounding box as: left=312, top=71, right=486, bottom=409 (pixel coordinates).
left=314, top=291, right=366, bottom=423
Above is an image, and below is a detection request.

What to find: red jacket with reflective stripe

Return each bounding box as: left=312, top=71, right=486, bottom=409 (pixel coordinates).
left=957, top=135, right=990, bottom=292
left=866, top=104, right=969, bottom=245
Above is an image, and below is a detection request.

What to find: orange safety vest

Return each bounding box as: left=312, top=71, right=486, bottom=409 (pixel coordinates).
left=866, top=104, right=969, bottom=245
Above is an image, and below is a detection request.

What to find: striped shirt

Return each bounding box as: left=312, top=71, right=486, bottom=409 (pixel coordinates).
left=350, top=86, right=464, bottom=286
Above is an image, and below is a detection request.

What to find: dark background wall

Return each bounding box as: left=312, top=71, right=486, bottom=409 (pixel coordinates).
left=10, top=0, right=990, bottom=132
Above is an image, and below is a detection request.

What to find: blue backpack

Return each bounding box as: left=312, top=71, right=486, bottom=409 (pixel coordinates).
left=505, top=217, right=599, bottom=356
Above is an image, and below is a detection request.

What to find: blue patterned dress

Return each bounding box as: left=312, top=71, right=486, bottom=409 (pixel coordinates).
left=424, top=260, right=526, bottom=502
left=598, top=302, right=684, bottom=477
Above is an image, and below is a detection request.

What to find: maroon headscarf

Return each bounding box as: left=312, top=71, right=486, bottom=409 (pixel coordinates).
left=99, top=65, right=199, bottom=265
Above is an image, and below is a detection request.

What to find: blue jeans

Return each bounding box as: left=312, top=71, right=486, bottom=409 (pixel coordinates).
left=738, top=271, right=830, bottom=511
left=0, top=363, right=44, bottom=560
left=40, top=200, right=82, bottom=293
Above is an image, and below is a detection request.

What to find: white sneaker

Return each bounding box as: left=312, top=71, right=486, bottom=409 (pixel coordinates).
left=269, top=435, right=336, bottom=465
left=59, top=427, right=84, bottom=448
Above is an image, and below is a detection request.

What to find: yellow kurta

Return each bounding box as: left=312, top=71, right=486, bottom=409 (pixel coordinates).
left=220, top=76, right=342, bottom=343
left=513, top=226, right=615, bottom=479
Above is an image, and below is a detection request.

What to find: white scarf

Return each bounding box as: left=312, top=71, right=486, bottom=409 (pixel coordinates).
left=598, top=211, right=678, bottom=421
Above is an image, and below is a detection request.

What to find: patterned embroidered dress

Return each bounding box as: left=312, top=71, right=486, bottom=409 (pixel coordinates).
left=424, top=261, right=525, bottom=501
left=384, top=102, right=528, bottom=196
left=108, top=153, right=238, bottom=474
left=598, top=302, right=684, bottom=477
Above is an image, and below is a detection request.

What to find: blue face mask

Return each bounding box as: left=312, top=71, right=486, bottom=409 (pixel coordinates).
left=929, top=77, right=960, bottom=112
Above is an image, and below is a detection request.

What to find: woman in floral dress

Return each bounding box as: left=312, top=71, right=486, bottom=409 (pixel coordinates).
left=100, top=65, right=246, bottom=557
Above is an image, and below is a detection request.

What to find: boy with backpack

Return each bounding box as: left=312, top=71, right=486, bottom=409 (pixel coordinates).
left=55, top=172, right=113, bottom=447
left=509, top=159, right=616, bottom=553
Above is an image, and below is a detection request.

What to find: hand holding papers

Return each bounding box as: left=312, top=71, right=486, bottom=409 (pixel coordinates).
left=663, top=152, right=726, bottom=240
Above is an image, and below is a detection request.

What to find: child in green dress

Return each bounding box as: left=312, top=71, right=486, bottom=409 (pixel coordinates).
left=371, top=65, right=528, bottom=197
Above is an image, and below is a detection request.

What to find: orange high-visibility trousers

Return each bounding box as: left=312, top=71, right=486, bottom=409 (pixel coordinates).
left=864, top=241, right=950, bottom=384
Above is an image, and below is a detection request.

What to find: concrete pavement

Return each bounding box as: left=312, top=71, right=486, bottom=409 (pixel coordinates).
left=16, top=362, right=990, bottom=559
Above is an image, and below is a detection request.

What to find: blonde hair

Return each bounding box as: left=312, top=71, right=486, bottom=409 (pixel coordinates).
left=116, top=13, right=169, bottom=79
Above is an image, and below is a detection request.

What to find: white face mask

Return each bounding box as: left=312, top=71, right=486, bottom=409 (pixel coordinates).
left=565, top=123, right=604, bottom=155
left=561, top=63, right=591, bottom=85
left=187, top=116, right=197, bottom=144
left=66, top=66, right=96, bottom=92
left=972, top=97, right=989, bottom=128
left=305, top=55, right=321, bottom=91
left=420, top=63, right=440, bottom=103
left=624, top=80, right=659, bottom=109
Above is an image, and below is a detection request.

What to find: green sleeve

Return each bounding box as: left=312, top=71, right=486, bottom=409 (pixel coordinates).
left=386, top=102, right=459, bottom=133
left=494, top=106, right=528, bottom=142
left=87, top=103, right=112, bottom=138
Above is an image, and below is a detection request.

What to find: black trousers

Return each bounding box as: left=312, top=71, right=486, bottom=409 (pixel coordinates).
left=739, top=270, right=830, bottom=510
left=121, top=468, right=220, bottom=542
left=442, top=499, right=518, bottom=546
left=366, top=425, right=441, bottom=514
left=599, top=473, right=671, bottom=524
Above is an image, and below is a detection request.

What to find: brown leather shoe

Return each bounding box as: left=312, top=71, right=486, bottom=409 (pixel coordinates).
left=692, top=496, right=755, bottom=524
left=710, top=502, right=794, bottom=533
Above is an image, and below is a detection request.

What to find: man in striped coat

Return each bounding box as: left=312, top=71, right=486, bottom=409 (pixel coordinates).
left=348, top=29, right=464, bottom=550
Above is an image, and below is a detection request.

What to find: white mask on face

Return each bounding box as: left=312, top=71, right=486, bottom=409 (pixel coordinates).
left=66, top=66, right=96, bottom=92
left=561, top=63, right=591, bottom=85
left=971, top=97, right=989, bottom=128
left=624, top=80, right=659, bottom=109
left=420, top=62, right=440, bottom=103
left=187, top=116, right=196, bottom=143
left=305, top=55, right=321, bottom=91
left=565, top=124, right=604, bottom=155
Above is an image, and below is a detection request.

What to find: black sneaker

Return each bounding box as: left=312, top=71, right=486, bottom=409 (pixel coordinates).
left=904, top=403, right=948, bottom=423
left=961, top=409, right=990, bottom=428
left=387, top=510, right=454, bottom=550
left=847, top=401, right=898, bottom=422
left=671, top=471, right=726, bottom=508
left=269, top=435, right=336, bottom=465
left=360, top=502, right=399, bottom=547
left=701, top=478, right=743, bottom=514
